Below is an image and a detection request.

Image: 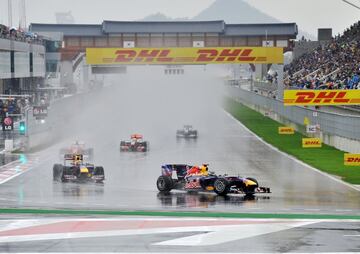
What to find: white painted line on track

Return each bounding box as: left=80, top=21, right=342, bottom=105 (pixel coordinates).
left=336, top=209, right=353, bottom=212
left=224, top=111, right=360, bottom=192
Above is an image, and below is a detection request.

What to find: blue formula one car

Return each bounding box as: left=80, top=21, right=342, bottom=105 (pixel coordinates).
left=156, top=164, right=270, bottom=196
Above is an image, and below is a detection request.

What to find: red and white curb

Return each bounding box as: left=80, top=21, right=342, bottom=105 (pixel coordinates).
left=0, top=218, right=317, bottom=245
left=0, top=156, right=39, bottom=185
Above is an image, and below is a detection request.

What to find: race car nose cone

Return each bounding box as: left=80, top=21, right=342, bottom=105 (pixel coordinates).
left=80, top=167, right=89, bottom=173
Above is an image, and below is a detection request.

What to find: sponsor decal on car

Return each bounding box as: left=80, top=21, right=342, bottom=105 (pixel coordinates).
left=284, top=90, right=360, bottom=106
left=302, top=138, right=322, bottom=148
left=86, top=47, right=284, bottom=65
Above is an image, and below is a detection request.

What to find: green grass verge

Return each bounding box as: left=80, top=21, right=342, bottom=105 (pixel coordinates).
left=0, top=208, right=359, bottom=220
left=224, top=98, right=360, bottom=184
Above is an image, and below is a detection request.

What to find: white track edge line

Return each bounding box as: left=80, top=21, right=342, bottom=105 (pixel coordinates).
left=224, top=111, right=360, bottom=192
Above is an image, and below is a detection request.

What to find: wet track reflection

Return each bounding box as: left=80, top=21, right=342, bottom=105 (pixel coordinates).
left=0, top=67, right=359, bottom=215
left=157, top=191, right=271, bottom=209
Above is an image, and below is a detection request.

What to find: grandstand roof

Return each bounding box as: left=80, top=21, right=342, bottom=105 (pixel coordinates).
left=29, top=21, right=297, bottom=38
left=225, top=23, right=298, bottom=37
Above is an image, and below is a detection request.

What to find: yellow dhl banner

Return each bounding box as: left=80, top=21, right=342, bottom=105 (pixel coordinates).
left=284, top=90, right=360, bottom=106
left=278, top=127, right=294, bottom=134
left=86, top=47, right=284, bottom=65
left=302, top=138, right=322, bottom=148
left=344, top=154, right=360, bottom=166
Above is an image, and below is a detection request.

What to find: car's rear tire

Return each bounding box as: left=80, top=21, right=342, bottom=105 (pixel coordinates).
left=53, top=164, right=63, bottom=181
left=214, top=178, right=230, bottom=196
left=156, top=175, right=173, bottom=192
left=120, top=141, right=125, bottom=152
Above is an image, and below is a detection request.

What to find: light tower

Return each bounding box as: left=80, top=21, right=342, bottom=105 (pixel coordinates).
left=8, top=0, right=12, bottom=27
left=19, top=0, right=27, bottom=30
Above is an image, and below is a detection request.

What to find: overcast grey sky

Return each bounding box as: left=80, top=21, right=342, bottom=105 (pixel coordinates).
left=1, top=0, right=359, bottom=36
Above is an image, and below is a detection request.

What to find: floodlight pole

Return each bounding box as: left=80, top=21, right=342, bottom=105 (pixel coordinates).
left=8, top=0, right=12, bottom=27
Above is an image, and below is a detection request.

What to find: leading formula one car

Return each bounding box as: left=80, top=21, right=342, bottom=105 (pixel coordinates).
left=156, top=164, right=270, bottom=196
left=53, top=154, right=105, bottom=183
left=176, top=125, right=198, bottom=138
left=59, top=141, right=94, bottom=161
left=120, top=134, right=149, bottom=152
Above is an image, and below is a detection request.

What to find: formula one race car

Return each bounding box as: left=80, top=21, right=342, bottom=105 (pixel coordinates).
left=120, top=134, right=149, bottom=152
left=176, top=125, right=198, bottom=138
left=156, top=164, right=270, bottom=196
left=59, top=141, right=94, bottom=161
left=53, top=154, right=105, bottom=183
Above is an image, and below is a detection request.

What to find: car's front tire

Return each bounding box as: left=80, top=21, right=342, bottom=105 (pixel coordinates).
left=214, top=178, right=230, bottom=196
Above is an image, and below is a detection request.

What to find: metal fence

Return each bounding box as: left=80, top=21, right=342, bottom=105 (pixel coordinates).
left=227, top=87, right=360, bottom=141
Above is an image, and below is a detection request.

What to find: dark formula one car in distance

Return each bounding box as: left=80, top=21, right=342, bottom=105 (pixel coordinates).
left=120, top=134, right=149, bottom=152
left=59, top=141, right=94, bottom=161
left=156, top=164, right=270, bottom=196
left=53, top=154, right=105, bottom=183
left=176, top=125, right=198, bottom=138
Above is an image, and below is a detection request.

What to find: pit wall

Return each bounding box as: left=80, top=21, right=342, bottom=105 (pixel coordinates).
left=227, top=87, right=360, bottom=153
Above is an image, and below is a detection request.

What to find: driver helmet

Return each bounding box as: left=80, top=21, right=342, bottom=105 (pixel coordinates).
left=200, top=164, right=209, bottom=174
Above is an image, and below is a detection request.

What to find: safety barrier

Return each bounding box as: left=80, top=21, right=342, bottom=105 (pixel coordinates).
left=227, top=86, right=360, bottom=153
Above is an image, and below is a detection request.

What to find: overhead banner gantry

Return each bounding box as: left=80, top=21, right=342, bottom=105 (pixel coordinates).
left=86, top=47, right=284, bottom=65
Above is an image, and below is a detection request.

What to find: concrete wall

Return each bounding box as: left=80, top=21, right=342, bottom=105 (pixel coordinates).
left=227, top=87, right=360, bottom=153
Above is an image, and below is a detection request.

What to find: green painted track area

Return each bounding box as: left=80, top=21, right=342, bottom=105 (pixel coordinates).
left=0, top=208, right=360, bottom=220
left=224, top=98, right=360, bottom=185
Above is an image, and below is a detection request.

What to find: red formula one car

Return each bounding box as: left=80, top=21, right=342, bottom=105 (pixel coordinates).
left=120, top=134, right=149, bottom=152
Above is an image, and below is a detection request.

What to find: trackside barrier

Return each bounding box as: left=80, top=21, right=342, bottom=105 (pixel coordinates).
left=226, top=86, right=360, bottom=153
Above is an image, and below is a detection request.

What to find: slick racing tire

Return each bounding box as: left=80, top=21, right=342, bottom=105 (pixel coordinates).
left=53, top=164, right=63, bottom=181
left=120, top=141, right=126, bottom=152
left=94, top=166, right=105, bottom=183
left=214, top=178, right=230, bottom=196
left=94, top=166, right=105, bottom=175
left=156, top=175, right=173, bottom=192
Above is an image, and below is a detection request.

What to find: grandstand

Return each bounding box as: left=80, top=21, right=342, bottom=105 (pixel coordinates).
left=285, top=20, right=360, bottom=90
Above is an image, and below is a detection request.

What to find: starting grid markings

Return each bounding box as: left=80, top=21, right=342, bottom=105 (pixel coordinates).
left=0, top=156, right=39, bottom=184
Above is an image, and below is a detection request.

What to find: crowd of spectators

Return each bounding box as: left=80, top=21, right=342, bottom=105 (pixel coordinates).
left=285, top=21, right=360, bottom=90
left=0, top=97, right=31, bottom=117
left=0, top=24, right=41, bottom=44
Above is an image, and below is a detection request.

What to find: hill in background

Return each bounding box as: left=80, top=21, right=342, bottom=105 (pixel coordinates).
left=141, top=0, right=314, bottom=40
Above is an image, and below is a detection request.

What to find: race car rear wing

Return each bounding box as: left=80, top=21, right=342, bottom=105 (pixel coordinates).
left=64, top=154, right=83, bottom=161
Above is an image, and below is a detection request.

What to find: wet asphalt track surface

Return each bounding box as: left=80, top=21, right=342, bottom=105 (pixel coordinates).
left=0, top=66, right=360, bottom=215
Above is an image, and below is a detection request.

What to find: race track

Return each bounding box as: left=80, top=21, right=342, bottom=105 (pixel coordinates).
left=0, top=66, right=359, bottom=215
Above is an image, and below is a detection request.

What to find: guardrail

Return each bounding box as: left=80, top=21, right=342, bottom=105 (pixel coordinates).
left=227, top=86, right=360, bottom=141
